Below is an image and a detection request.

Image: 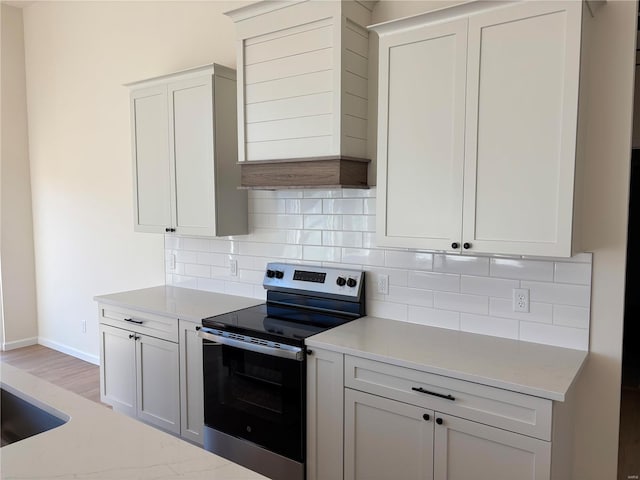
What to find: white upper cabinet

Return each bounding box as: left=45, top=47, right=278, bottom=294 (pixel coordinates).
left=128, top=65, right=247, bottom=237
left=372, top=0, right=590, bottom=257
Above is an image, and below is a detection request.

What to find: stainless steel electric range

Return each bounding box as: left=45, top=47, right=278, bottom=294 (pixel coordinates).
left=197, top=263, right=366, bottom=480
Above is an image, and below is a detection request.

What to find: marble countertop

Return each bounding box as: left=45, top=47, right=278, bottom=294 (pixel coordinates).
left=306, top=316, right=587, bottom=401
left=94, top=286, right=264, bottom=322
left=0, top=364, right=267, bottom=480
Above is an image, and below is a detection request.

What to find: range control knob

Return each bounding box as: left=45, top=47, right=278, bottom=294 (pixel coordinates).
left=336, top=277, right=347, bottom=287
left=347, top=278, right=357, bottom=288
left=266, top=269, right=275, bottom=278
left=275, top=270, right=284, bottom=279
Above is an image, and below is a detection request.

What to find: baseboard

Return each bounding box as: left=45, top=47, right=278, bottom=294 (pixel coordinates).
left=2, top=337, right=38, bottom=351
left=37, top=337, right=100, bottom=365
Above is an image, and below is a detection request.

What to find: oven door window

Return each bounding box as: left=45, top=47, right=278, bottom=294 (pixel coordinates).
left=203, top=340, right=304, bottom=461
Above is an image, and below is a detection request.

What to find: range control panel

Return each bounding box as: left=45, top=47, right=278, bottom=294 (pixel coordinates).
left=263, top=263, right=364, bottom=298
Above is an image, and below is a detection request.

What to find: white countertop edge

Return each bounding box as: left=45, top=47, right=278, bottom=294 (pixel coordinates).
left=93, top=295, right=203, bottom=322
left=305, top=337, right=570, bottom=401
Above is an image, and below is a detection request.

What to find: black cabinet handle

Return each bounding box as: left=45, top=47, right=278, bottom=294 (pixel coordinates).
left=171, top=228, right=176, bottom=232
left=134, top=335, right=140, bottom=341
left=124, top=318, right=143, bottom=325
left=195, top=326, right=201, bottom=331
left=412, top=387, right=455, bottom=401
left=306, top=349, right=313, bottom=355
left=165, top=227, right=171, bottom=233
left=129, top=334, right=135, bottom=339
left=436, top=418, right=444, bottom=425
left=463, top=242, right=471, bottom=250
left=423, top=413, right=430, bottom=421
left=451, top=242, right=459, bottom=249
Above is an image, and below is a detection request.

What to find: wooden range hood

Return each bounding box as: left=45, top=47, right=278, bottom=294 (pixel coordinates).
left=226, top=0, right=376, bottom=190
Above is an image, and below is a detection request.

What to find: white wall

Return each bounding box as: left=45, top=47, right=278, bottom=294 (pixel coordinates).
left=1, top=4, right=38, bottom=350
left=21, top=1, right=249, bottom=363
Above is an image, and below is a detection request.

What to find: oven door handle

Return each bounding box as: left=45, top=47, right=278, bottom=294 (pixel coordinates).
left=197, top=327, right=304, bottom=361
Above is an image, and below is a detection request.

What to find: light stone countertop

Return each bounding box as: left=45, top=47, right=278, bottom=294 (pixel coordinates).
left=94, top=285, right=264, bottom=322
left=0, top=363, right=268, bottom=480
left=305, top=316, right=588, bottom=401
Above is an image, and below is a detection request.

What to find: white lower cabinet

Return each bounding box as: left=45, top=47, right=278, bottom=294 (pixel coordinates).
left=433, top=413, right=550, bottom=480
left=178, top=320, right=204, bottom=445
left=99, top=314, right=180, bottom=435
left=344, top=389, right=434, bottom=480
left=310, top=353, right=561, bottom=480
left=307, top=348, right=344, bottom=480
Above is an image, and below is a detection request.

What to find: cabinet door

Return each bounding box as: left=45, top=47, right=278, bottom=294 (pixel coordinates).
left=168, top=76, right=216, bottom=237
left=99, top=324, right=136, bottom=416
left=376, top=19, right=467, bottom=251
left=462, top=1, right=582, bottom=256
left=136, top=334, right=180, bottom=434
left=433, top=413, right=551, bottom=480
left=130, top=85, right=172, bottom=233
left=344, top=389, right=434, bottom=480
left=307, top=348, right=344, bottom=480
left=179, top=320, right=204, bottom=445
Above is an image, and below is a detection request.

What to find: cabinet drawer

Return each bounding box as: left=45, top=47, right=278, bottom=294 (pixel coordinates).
left=99, top=304, right=178, bottom=343
left=344, top=356, right=552, bottom=440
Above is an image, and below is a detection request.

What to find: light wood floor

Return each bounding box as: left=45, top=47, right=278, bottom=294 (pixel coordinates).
left=0, top=344, right=102, bottom=404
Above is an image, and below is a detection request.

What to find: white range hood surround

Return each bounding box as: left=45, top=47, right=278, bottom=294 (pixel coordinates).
left=225, top=0, right=376, bottom=189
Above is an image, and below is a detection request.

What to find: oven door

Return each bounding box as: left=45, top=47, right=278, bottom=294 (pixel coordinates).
left=199, top=328, right=305, bottom=462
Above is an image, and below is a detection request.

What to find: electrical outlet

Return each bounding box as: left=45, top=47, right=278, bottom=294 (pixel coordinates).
left=230, top=259, right=238, bottom=277
left=82, top=320, right=87, bottom=333
left=377, top=274, right=389, bottom=295
left=168, top=253, right=176, bottom=271
left=512, top=288, right=530, bottom=313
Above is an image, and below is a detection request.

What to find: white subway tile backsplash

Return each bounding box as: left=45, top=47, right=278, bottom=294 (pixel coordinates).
left=553, top=305, right=590, bottom=329
left=323, top=199, right=363, bottom=215
left=368, top=300, right=408, bottom=321
left=521, top=281, right=591, bottom=307
left=489, top=298, right=553, bottom=324
left=176, top=250, right=198, bottom=264
left=434, top=254, right=489, bottom=276
left=251, top=213, right=304, bottom=229
left=342, top=248, right=385, bottom=266
left=519, top=322, right=588, bottom=350
left=461, top=276, right=519, bottom=298
left=385, top=250, right=433, bottom=270
left=197, top=277, right=226, bottom=292
left=460, top=314, right=519, bottom=340
left=554, top=262, right=592, bottom=285
left=408, top=271, right=459, bottom=292
left=196, top=252, right=227, bottom=267
left=362, top=232, right=377, bottom=249
left=363, top=198, right=376, bottom=215
left=303, top=246, right=342, bottom=262
left=490, top=258, right=554, bottom=281
left=369, top=267, right=409, bottom=287
left=388, top=286, right=434, bottom=307
left=303, top=215, right=343, bottom=230
left=183, top=237, right=212, bottom=252
left=434, top=292, right=488, bottom=314
left=342, top=215, right=375, bottom=232
left=239, top=242, right=303, bottom=259
left=407, top=306, right=460, bottom=330
left=167, top=190, right=592, bottom=350
left=304, top=189, right=342, bottom=198
left=185, top=264, right=211, bottom=278
left=322, top=231, right=362, bottom=248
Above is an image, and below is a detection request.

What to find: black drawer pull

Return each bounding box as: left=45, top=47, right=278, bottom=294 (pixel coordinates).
left=124, top=318, right=143, bottom=325
left=412, top=387, right=455, bottom=401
